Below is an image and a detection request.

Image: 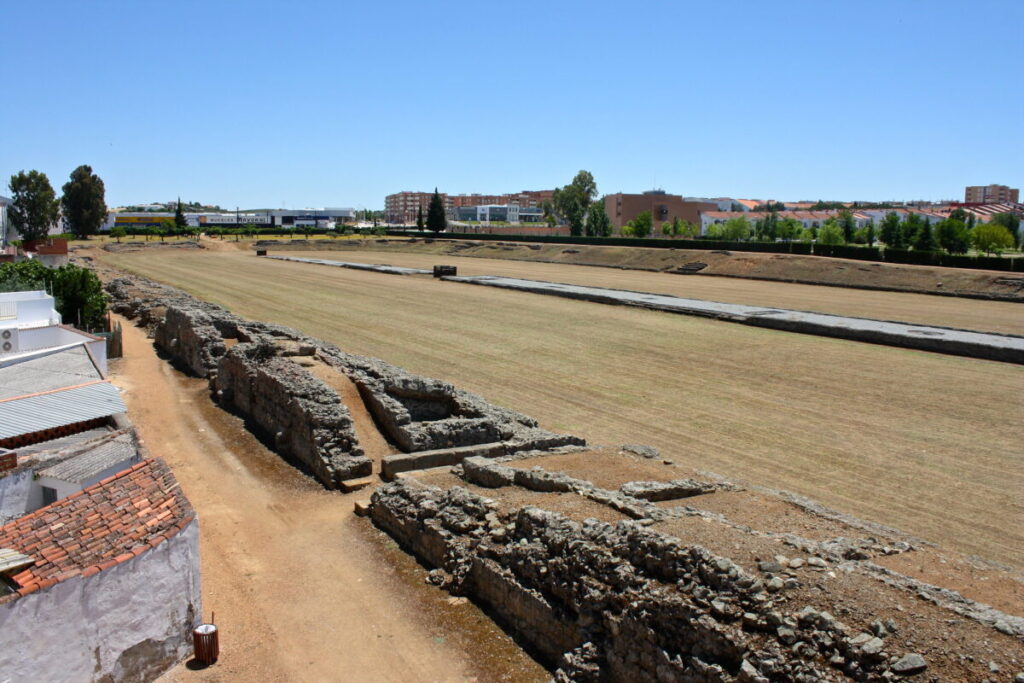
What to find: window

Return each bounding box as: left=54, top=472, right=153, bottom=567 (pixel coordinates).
left=41, top=486, right=58, bottom=506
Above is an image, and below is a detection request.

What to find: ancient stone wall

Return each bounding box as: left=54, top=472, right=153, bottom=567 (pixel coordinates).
left=104, top=274, right=582, bottom=487
left=215, top=342, right=370, bottom=484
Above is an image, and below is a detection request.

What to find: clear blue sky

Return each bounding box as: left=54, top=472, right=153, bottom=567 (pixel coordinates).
left=4, top=1, right=1021, bottom=209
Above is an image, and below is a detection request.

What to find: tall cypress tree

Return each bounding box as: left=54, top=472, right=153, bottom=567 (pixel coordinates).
left=416, top=205, right=424, bottom=230
left=426, top=188, right=447, bottom=233
left=174, top=198, right=187, bottom=230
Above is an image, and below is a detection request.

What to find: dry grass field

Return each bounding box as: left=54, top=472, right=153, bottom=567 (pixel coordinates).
left=97, top=248, right=1024, bottom=569
left=280, top=247, right=1024, bottom=335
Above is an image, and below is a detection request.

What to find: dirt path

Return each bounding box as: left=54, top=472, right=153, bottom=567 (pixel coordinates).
left=108, top=317, right=547, bottom=683
left=304, top=358, right=400, bottom=471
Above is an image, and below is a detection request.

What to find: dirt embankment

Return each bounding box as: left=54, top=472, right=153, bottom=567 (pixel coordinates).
left=254, top=237, right=1024, bottom=301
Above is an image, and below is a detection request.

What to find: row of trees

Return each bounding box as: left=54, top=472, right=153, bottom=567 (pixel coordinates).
left=703, top=208, right=1020, bottom=255
left=7, top=166, right=109, bottom=241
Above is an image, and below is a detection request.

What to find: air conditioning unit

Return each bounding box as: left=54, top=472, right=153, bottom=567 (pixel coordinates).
left=0, top=327, right=19, bottom=354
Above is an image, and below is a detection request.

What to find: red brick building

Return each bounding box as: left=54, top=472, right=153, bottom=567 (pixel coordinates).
left=384, top=191, right=453, bottom=225
left=604, top=191, right=717, bottom=231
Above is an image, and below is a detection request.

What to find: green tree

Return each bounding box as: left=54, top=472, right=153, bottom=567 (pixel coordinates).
left=989, top=213, right=1020, bottom=248
left=837, top=210, right=856, bottom=243
left=972, top=223, right=1014, bottom=255
left=110, top=226, right=127, bottom=243
left=174, top=198, right=187, bottom=230
left=865, top=220, right=876, bottom=247
left=552, top=170, right=597, bottom=236
left=628, top=211, right=653, bottom=238
left=416, top=205, right=424, bottom=230
left=879, top=212, right=902, bottom=247
left=777, top=217, right=801, bottom=241
left=817, top=219, right=845, bottom=245
left=584, top=200, right=612, bottom=237
left=935, top=219, right=970, bottom=254
left=158, top=219, right=174, bottom=241
left=0, top=260, right=107, bottom=331
left=426, top=188, right=447, bottom=233
left=8, top=170, right=60, bottom=242
left=707, top=215, right=752, bottom=240
left=899, top=213, right=923, bottom=249
left=913, top=219, right=938, bottom=251
left=60, top=165, right=108, bottom=239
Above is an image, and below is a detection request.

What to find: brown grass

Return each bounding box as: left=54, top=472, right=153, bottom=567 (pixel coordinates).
left=98, top=248, right=1024, bottom=568
left=279, top=247, right=1024, bottom=335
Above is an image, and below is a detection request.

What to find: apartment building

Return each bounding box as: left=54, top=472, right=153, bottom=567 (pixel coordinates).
left=965, top=184, right=1019, bottom=204
left=384, top=191, right=452, bottom=224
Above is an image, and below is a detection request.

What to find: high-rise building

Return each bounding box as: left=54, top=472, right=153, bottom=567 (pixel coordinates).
left=964, top=184, right=1019, bottom=203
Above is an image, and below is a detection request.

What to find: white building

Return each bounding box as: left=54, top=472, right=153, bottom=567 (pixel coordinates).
left=0, top=291, right=107, bottom=373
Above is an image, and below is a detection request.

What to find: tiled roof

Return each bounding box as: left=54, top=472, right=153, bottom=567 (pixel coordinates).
left=0, top=458, right=194, bottom=599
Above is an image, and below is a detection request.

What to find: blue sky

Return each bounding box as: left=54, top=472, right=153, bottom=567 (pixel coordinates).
left=3, top=1, right=1022, bottom=209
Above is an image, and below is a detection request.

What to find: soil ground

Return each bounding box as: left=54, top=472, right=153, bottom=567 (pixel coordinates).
left=93, top=247, right=1024, bottom=569
left=254, top=236, right=1024, bottom=303
left=108, top=318, right=547, bottom=682
left=270, top=246, right=1024, bottom=336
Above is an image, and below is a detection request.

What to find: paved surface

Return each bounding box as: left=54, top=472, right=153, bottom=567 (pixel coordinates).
left=446, top=275, right=1024, bottom=364
left=266, top=255, right=430, bottom=275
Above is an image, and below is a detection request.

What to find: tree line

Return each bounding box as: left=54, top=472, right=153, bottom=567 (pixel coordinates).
left=7, top=166, right=110, bottom=241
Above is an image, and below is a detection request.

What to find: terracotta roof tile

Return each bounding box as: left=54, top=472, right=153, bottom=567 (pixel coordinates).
left=0, top=458, right=193, bottom=598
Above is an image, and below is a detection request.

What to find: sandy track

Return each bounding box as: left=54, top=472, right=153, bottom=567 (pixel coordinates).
left=280, top=247, right=1024, bottom=336
left=109, top=318, right=547, bottom=683
left=99, top=249, right=1024, bottom=569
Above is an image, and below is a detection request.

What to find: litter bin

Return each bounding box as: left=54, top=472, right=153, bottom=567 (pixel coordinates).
left=193, top=622, right=219, bottom=665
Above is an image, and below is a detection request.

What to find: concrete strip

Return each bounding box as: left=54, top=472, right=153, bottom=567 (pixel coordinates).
left=265, top=255, right=431, bottom=276
left=381, top=442, right=508, bottom=480
left=445, top=275, right=1024, bottom=364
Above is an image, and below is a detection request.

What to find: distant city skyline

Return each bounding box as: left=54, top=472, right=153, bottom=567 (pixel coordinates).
left=4, top=1, right=1021, bottom=209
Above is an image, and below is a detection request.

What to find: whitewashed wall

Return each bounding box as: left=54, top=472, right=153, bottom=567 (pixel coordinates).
left=0, top=518, right=202, bottom=682
left=0, top=469, right=34, bottom=523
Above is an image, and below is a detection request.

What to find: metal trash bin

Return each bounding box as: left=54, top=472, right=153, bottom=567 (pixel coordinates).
left=193, top=622, right=219, bottom=665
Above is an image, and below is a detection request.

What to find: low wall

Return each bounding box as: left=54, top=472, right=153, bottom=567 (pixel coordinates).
left=0, top=519, right=201, bottom=682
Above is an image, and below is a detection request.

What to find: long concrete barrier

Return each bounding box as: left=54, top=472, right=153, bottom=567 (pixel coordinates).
left=265, top=255, right=431, bottom=276
left=445, top=275, right=1024, bottom=364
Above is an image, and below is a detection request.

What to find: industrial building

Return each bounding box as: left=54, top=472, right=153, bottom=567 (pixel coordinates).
left=455, top=204, right=544, bottom=223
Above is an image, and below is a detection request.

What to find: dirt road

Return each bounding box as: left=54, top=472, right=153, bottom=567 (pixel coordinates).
left=97, top=249, right=1024, bottom=569
left=109, top=317, right=547, bottom=683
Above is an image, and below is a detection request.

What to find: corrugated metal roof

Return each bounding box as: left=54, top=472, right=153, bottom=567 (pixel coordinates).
left=36, top=432, right=138, bottom=483
left=14, top=427, right=114, bottom=458
left=0, top=548, right=34, bottom=575
left=0, top=382, right=126, bottom=440
left=0, top=345, right=102, bottom=399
